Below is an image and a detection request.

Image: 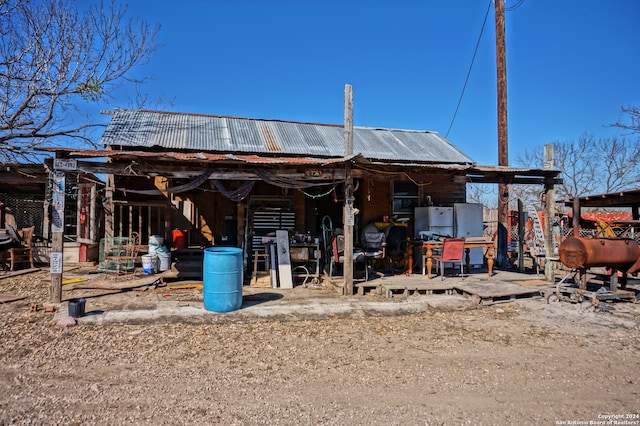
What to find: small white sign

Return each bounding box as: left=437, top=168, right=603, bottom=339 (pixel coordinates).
left=345, top=204, right=355, bottom=226
left=53, top=159, right=77, bottom=171
left=50, top=252, right=63, bottom=274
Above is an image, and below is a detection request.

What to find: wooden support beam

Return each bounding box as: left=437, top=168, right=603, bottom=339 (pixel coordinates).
left=543, top=144, right=556, bottom=286
left=343, top=84, right=354, bottom=296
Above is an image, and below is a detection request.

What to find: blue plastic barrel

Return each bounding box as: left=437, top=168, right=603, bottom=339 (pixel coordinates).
left=203, top=247, right=243, bottom=312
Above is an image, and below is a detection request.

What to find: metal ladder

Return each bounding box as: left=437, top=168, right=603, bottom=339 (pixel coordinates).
left=526, top=205, right=547, bottom=266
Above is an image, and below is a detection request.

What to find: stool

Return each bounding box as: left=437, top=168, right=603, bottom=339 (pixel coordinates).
left=251, top=250, right=270, bottom=286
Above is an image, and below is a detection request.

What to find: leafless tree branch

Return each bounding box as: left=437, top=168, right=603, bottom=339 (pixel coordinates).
left=515, top=134, right=640, bottom=204
left=0, top=0, right=159, bottom=162
left=611, top=106, right=640, bottom=135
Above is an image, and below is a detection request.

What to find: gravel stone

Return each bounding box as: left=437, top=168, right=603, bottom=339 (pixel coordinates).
left=1, top=269, right=639, bottom=425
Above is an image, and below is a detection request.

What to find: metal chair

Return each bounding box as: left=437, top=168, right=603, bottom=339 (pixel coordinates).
left=328, top=234, right=367, bottom=281
left=361, top=231, right=386, bottom=278
left=105, top=232, right=141, bottom=277
left=433, top=238, right=466, bottom=280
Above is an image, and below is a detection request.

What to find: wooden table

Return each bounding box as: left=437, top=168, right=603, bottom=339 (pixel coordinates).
left=408, top=237, right=495, bottom=279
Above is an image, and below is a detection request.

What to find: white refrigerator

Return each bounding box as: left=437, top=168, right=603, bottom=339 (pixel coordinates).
left=413, top=206, right=454, bottom=273
left=414, top=206, right=454, bottom=239
left=454, top=203, right=484, bottom=266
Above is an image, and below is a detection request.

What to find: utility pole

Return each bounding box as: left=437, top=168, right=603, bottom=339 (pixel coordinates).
left=495, top=0, right=509, bottom=267
left=343, top=84, right=354, bottom=295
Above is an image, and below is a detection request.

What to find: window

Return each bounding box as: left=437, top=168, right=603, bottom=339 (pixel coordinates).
left=392, top=181, right=419, bottom=214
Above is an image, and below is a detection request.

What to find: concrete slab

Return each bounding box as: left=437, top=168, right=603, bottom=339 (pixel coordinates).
left=47, top=265, right=562, bottom=325
left=68, top=295, right=461, bottom=325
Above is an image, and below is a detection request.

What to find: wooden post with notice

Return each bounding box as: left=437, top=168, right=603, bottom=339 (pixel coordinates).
left=49, top=154, right=68, bottom=304
left=544, top=144, right=556, bottom=284
left=343, top=84, right=354, bottom=296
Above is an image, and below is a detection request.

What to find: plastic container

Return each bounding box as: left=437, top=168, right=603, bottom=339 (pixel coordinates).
left=172, top=229, right=187, bottom=250
left=141, top=254, right=157, bottom=274
left=149, top=235, right=164, bottom=254
left=156, top=248, right=171, bottom=272
left=203, top=247, right=243, bottom=312
left=68, top=298, right=86, bottom=318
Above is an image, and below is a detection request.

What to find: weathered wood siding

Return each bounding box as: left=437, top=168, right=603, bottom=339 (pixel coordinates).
left=359, top=173, right=467, bottom=228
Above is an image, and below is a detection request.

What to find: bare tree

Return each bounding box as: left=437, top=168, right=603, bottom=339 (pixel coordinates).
left=514, top=134, right=640, bottom=203
left=0, top=0, right=159, bottom=162
left=612, top=105, right=640, bottom=135
left=467, top=183, right=497, bottom=208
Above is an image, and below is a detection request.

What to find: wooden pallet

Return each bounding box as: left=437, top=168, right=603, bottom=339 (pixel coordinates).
left=546, top=285, right=636, bottom=304
left=355, top=281, right=381, bottom=296
left=381, top=283, right=455, bottom=298
left=454, top=281, right=542, bottom=305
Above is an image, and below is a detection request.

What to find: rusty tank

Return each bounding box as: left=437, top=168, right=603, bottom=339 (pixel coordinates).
left=558, top=237, right=640, bottom=274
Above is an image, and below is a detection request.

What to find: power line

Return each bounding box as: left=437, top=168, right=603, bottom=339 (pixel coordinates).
left=445, top=0, right=493, bottom=138
left=505, top=0, right=525, bottom=12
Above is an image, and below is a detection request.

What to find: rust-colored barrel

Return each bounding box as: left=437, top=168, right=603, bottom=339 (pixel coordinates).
left=559, top=237, right=640, bottom=271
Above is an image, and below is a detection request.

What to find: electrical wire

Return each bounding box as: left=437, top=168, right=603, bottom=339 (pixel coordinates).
left=505, top=0, right=525, bottom=12
left=445, top=0, right=493, bottom=138
left=355, top=164, right=432, bottom=187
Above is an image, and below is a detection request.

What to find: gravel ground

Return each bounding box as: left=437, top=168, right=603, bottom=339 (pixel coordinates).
left=1, top=269, right=640, bottom=425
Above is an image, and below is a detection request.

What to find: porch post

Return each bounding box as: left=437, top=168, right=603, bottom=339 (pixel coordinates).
left=104, top=174, right=114, bottom=239
left=49, top=154, right=65, bottom=304
left=543, top=144, right=556, bottom=283
left=343, top=84, right=354, bottom=295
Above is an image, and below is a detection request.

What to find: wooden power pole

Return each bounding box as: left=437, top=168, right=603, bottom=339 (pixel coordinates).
left=343, top=84, right=354, bottom=295
left=495, top=0, right=510, bottom=267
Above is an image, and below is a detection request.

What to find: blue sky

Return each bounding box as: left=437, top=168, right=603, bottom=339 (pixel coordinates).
left=101, top=0, right=640, bottom=167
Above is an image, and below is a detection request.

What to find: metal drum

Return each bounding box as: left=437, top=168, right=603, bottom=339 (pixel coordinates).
left=558, top=237, right=640, bottom=272
left=203, top=247, right=243, bottom=313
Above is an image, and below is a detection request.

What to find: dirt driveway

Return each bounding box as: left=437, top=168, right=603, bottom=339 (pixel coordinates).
left=1, top=269, right=639, bottom=425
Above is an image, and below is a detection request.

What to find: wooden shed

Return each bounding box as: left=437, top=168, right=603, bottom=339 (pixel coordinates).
left=0, top=163, right=103, bottom=264
left=46, top=109, right=561, bottom=281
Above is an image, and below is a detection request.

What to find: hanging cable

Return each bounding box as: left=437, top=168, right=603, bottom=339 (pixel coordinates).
left=299, top=184, right=337, bottom=199
left=446, top=0, right=493, bottom=138
left=505, top=0, right=525, bottom=12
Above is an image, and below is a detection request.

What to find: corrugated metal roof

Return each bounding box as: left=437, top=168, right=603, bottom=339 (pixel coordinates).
left=99, top=109, right=475, bottom=165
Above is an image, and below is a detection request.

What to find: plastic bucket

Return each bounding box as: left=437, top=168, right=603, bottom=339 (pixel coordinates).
left=203, top=247, right=243, bottom=313
left=157, top=252, right=171, bottom=272
left=149, top=235, right=164, bottom=254
left=173, top=229, right=187, bottom=250
left=68, top=298, right=86, bottom=318
left=142, top=254, right=157, bottom=274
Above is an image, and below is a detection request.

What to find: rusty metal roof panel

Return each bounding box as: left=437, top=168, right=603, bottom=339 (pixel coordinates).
left=100, top=110, right=474, bottom=164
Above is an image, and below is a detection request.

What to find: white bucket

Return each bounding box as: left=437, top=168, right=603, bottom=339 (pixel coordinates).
left=157, top=252, right=171, bottom=272
left=141, top=254, right=157, bottom=274
left=149, top=235, right=164, bottom=254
